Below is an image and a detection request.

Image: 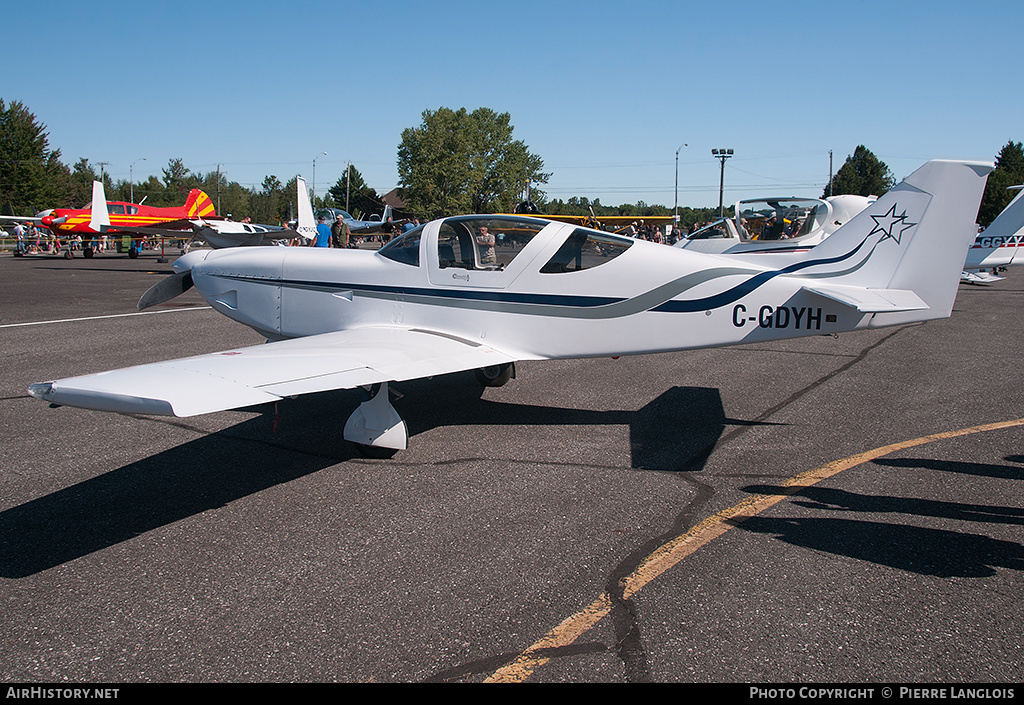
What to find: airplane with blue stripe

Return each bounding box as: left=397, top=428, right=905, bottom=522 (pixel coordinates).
left=29, top=160, right=993, bottom=454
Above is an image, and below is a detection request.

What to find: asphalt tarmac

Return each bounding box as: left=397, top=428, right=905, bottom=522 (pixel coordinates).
left=1, top=249, right=1021, bottom=684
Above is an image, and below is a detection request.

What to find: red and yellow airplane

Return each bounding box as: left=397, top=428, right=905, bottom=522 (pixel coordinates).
left=40, top=182, right=216, bottom=257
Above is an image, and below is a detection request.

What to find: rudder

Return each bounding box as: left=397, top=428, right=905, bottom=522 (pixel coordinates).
left=184, top=189, right=217, bottom=218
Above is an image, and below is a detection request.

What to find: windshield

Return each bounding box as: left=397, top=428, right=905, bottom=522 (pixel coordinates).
left=377, top=225, right=424, bottom=266
left=540, top=228, right=633, bottom=273
left=737, top=198, right=826, bottom=241
left=687, top=220, right=732, bottom=240
left=437, top=216, right=548, bottom=271
left=316, top=208, right=354, bottom=222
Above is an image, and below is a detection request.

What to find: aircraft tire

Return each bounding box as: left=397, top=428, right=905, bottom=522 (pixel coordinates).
left=128, top=247, right=139, bottom=259
left=474, top=363, right=515, bottom=387
left=83, top=248, right=94, bottom=259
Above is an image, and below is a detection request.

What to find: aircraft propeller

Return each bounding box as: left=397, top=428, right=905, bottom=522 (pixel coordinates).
left=138, top=270, right=193, bottom=310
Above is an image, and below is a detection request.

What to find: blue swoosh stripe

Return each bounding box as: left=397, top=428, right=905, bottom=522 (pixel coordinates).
left=652, top=236, right=872, bottom=313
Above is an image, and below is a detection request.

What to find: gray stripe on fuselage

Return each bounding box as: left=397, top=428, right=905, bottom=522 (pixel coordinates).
left=211, top=266, right=765, bottom=319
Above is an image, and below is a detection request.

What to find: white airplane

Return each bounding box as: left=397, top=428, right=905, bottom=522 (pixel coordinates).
left=675, top=194, right=876, bottom=255
left=961, top=186, right=1024, bottom=284
left=95, top=178, right=318, bottom=249
left=28, top=160, right=990, bottom=455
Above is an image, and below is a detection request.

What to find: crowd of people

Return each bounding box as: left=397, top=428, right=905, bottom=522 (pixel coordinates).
left=308, top=212, right=420, bottom=249
left=624, top=220, right=686, bottom=245
left=5, top=212, right=807, bottom=255
left=4, top=220, right=159, bottom=257
left=6, top=221, right=88, bottom=256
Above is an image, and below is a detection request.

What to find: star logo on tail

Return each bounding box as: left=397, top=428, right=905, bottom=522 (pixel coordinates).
left=868, top=203, right=917, bottom=245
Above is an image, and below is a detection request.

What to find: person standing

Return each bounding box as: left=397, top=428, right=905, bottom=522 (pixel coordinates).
left=311, top=215, right=331, bottom=247
left=476, top=225, right=496, bottom=264
left=331, top=213, right=351, bottom=248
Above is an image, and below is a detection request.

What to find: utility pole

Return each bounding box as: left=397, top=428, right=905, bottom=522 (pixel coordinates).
left=828, top=151, right=833, bottom=197
left=312, top=151, right=326, bottom=207
left=712, top=149, right=733, bottom=218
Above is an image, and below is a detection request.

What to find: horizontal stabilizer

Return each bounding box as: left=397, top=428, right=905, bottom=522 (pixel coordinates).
left=802, top=284, right=929, bottom=313
left=961, top=270, right=1004, bottom=284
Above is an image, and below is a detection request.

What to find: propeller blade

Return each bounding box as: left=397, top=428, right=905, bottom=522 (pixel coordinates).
left=137, top=271, right=193, bottom=310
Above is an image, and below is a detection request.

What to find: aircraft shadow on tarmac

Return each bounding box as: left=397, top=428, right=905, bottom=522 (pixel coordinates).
left=392, top=376, right=764, bottom=472
left=738, top=477, right=1024, bottom=578
left=0, top=378, right=762, bottom=578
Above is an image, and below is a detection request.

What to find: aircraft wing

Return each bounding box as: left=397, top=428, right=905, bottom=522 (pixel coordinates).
left=348, top=219, right=408, bottom=234
left=28, top=326, right=519, bottom=417
left=102, top=223, right=201, bottom=237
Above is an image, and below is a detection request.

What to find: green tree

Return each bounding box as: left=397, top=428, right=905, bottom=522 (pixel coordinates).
left=0, top=99, right=68, bottom=211
left=67, top=158, right=100, bottom=208
left=397, top=107, right=549, bottom=219
left=246, top=175, right=284, bottom=224
left=823, top=145, right=894, bottom=199
left=130, top=176, right=167, bottom=207
left=161, top=158, right=200, bottom=203
left=978, top=140, right=1024, bottom=227
left=329, top=164, right=381, bottom=218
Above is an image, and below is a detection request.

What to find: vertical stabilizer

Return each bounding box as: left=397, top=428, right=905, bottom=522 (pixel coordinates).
left=969, top=185, right=1024, bottom=267
left=88, top=181, right=110, bottom=233
left=758, top=160, right=992, bottom=326
left=295, top=178, right=316, bottom=241
left=184, top=189, right=216, bottom=218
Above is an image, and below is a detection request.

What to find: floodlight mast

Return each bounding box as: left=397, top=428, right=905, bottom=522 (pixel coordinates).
left=712, top=148, right=734, bottom=218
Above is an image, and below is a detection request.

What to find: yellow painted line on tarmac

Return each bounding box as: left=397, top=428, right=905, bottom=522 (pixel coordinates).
left=485, top=416, right=1024, bottom=683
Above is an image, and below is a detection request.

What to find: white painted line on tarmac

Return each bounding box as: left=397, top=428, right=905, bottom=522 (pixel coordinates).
left=0, top=306, right=212, bottom=329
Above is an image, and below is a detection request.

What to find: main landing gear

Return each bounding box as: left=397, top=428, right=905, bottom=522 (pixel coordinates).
left=344, top=363, right=516, bottom=457
left=343, top=382, right=407, bottom=458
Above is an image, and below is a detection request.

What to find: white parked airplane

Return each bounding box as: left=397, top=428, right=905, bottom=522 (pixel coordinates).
left=961, top=186, right=1024, bottom=284
left=28, top=160, right=991, bottom=454
left=675, top=194, right=876, bottom=255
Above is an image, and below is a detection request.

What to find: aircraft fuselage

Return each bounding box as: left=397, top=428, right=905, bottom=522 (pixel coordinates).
left=178, top=216, right=873, bottom=362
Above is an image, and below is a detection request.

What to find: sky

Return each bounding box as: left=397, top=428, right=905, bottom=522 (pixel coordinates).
left=5, top=0, right=1022, bottom=211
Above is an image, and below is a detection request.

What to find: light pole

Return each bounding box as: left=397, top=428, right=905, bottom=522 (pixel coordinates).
left=312, top=151, right=327, bottom=207
left=712, top=148, right=733, bottom=217
left=130, top=158, right=146, bottom=203
left=674, top=142, right=688, bottom=220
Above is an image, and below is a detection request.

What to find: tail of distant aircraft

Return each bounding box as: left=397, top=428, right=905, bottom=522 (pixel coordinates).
left=88, top=181, right=111, bottom=233
left=735, top=160, right=992, bottom=327
left=967, top=185, right=1024, bottom=267
left=382, top=204, right=393, bottom=222
left=983, top=186, right=1024, bottom=245
left=295, top=178, right=316, bottom=240
left=184, top=189, right=217, bottom=218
